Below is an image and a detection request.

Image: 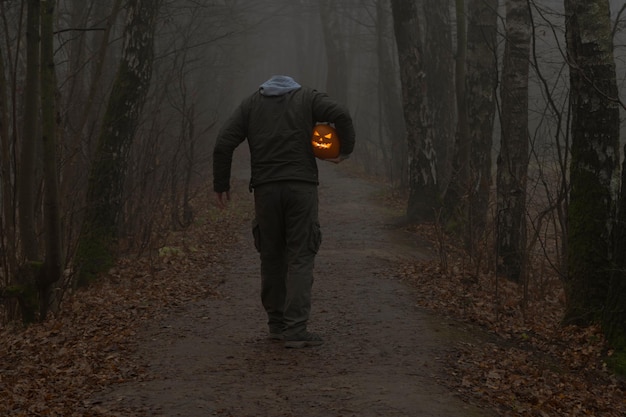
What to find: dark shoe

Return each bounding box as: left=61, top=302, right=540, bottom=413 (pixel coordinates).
left=284, top=331, right=324, bottom=348
left=269, top=332, right=284, bottom=341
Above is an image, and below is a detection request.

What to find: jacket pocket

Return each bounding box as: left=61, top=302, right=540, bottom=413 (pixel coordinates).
left=309, top=222, right=322, bottom=253
left=252, top=219, right=261, bottom=253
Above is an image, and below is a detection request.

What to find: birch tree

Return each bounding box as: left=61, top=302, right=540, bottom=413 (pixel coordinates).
left=564, top=0, right=620, bottom=325
left=423, top=0, right=456, bottom=191
left=496, top=0, right=531, bottom=283
left=390, top=0, right=439, bottom=222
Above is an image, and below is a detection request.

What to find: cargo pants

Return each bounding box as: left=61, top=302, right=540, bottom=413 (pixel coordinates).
left=252, top=181, right=322, bottom=338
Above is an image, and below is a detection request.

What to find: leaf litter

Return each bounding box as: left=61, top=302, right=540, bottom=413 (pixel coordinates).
left=0, top=188, right=249, bottom=416
left=397, top=223, right=626, bottom=417
left=1, top=181, right=625, bottom=416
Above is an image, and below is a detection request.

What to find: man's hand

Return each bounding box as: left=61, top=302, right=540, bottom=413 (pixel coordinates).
left=215, top=191, right=231, bottom=209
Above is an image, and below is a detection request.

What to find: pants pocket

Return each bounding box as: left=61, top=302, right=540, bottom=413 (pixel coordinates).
left=309, top=222, right=322, bottom=253
left=252, top=219, right=261, bottom=253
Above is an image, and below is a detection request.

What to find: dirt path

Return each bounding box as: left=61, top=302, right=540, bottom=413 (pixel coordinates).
left=95, top=162, right=494, bottom=416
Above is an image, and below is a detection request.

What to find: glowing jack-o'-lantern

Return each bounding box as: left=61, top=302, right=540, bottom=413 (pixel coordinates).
left=311, top=124, right=340, bottom=159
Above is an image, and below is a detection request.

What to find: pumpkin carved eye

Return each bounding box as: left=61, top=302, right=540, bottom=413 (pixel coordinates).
left=311, top=124, right=340, bottom=159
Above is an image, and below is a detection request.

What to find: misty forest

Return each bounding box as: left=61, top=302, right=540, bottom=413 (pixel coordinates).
left=2, top=0, right=626, bottom=415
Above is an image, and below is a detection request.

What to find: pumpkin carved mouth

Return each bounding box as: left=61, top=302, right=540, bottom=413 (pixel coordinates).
left=311, top=124, right=340, bottom=159
left=313, top=134, right=333, bottom=149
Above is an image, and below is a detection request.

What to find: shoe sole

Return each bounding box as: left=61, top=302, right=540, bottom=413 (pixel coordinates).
left=269, top=333, right=284, bottom=341
left=284, top=340, right=324, bottom=348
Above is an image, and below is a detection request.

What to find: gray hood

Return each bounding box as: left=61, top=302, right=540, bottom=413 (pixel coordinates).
left=259, top=75, right=302, bottom=96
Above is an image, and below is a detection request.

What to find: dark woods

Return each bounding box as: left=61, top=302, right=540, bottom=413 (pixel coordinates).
left=0, top=0, right=625, bottom=370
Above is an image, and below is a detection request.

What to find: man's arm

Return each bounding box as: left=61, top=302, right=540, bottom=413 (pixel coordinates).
left=212, top=106, right=247, bottom=194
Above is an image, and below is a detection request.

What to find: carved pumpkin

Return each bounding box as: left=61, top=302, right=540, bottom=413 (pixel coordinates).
left=311, top=124, right=340, bottom=159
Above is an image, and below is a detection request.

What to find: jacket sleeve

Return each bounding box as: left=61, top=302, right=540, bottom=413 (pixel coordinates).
left=213, top=105, right=247, bottom=192
left=311, top=91, right=356, bottom=157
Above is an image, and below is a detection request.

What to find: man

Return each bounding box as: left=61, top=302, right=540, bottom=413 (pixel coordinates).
left=212, top=75, right=355, bottom=348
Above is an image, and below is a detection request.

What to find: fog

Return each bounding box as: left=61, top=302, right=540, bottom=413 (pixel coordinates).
left=145, top=1, right=391, bottom=176
left=152, top=0, right=626, bottom=179
left=1, top=0, right=623, bottom=208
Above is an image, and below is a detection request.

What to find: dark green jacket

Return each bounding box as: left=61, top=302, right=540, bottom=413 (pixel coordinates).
left=213, top=87, right=355, bottom=193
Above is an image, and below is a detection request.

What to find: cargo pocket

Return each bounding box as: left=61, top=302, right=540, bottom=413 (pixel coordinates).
left=309, top=222, right=322, bottom=253
left=252, top=219, right=261, bottom=253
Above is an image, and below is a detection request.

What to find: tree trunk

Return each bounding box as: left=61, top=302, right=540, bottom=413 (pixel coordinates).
left=390, top=0, right=439, bottom=223
left=0, top=25, right=16, bottom=283
left=607, top=168, right=626, bottom=372
left=442, top=0, right=469, bottom=233
left=564, top=0, right=620, bottom=325
left=465, top=0, right=498, bottom=253
left=496, top=0, right=531, bottom=283
left=376, top=0, right=406, bottom=188
left=39, top=0, right=62, bottom=320
left=76, top=0, right=159, bottom=285
left=18, top=0, right=40, bottom=263
left=423, top=0, right=456, bottom=193
left=61, top=0, right=123, bottom=260
left=63, top=0, right=92, bottom=137
left=14, top=0, right=41, bottom=322
left=606, top=173, right=626, bottom=372
left=61, top=0, right=121, bottom=193
left=181, top=104, right=195, bottom=228
left=319, top=0, right=349, bottom=104
left=454, top=0, right=468, bottom=185
left=72, top=0, right=123, bottom=140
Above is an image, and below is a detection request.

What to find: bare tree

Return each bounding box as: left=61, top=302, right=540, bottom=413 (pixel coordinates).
left=1, top=0, right=63, bottom=322
left=390, top=0, right=439, bottom=222
left=607, top=141, right=626, bottom=372
left=443, top=0, right=470, bottom=230
left=18, top=0, right=40, bottom=265
left=59, top=0, right=124, bottom=270
left=496, top=0, right=531, bottom=283
left=13, top=0, right=41, bottom=322
left=76, top=0, right=160, bottom=285
left=465, top=0, right=498, bottom=254
left=0, top=17, right=15, bottom=286
left=319, top=0, right=349, bottom=104
left=525, top=1, right=570, bottom=283
left=423, top=0, right=456, bottom=192
left=39, top=0, right=63, bottom=319
left=563, top=0, right=620, bottom=325
left=61, top=0, right=124, bottom=170
left=441, top=0, right=497, bottom=255
left=375, top=0, right=406, bottom=187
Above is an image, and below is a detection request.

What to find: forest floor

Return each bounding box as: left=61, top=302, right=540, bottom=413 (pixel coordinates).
left=1, top=160, right=625, bottom=416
